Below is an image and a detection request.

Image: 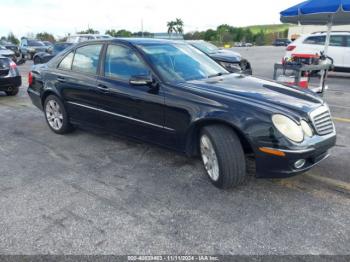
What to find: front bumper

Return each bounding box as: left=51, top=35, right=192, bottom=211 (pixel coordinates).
left=255, top=133, right=336, bottom=178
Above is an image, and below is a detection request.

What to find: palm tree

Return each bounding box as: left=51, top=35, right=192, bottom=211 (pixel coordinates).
left=167, top=21, right=177, bottom=38
left=175, top=18, right=184, bottom=35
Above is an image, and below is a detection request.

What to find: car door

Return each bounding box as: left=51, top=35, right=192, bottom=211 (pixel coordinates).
left=328, top=35, right=345, bottom=68
left=95, top=43, right=169, bottom=145
left=343, top=35, right=350, bottom=69
left=53, top=43, right=106, bottom=126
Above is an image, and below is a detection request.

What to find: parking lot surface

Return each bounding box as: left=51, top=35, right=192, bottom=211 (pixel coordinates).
left=0, top=46, right=349, bottom=255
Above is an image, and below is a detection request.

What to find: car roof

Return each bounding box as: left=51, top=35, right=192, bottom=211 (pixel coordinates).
left=76, top=38, right=185, bottom=45
left=308, top=31, right=350, bottom=36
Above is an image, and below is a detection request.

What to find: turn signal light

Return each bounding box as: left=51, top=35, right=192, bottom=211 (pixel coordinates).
left=259, top=147, right=286, bottom=157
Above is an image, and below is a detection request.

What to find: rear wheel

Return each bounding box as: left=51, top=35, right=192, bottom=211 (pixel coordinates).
left=44, top=95, right=73, bottom=134
left=200, top=125, right=246, bottom=189
left=5, top=87, right=19, bottom=96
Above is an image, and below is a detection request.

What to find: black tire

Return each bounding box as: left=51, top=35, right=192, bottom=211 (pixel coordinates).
left=5, top=87, right=19, bottom=96
left=44, top=95, right=73, bottom=134
left=33, top=56, right=41, bottom=65
left=200, top=125, right=246, bottom=189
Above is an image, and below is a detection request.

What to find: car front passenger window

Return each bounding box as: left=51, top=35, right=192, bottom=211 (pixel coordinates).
left=104, top=45, right=150, bottom=81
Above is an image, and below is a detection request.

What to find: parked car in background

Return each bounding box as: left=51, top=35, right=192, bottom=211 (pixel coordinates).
left=0, top=56, right=21, bottom=96
left=273, top=38, right=292, bottom=46
left=235, top=42, right=253, bottom=47
left=66, top=34, right=112, bottom=43
left=28, top=38, right=335, bottom=189
left=33, top=42, right=73, bottom=64
left=285, top=32, right=350, bottom=72
left=187, top=40, right=252, bottom=75
left=19, top=38, right=48, bottom=60
left=0, top=40, right=20, bottom=57
left=0, top=45, right=17, bottom=62
left=42, top=41, right=54, bottom=48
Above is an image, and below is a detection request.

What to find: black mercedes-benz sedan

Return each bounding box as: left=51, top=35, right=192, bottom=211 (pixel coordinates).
left=0, top=56, right=21, bottom=96
left=187, top=40, right=252, bottom=75
left=27, top=38, right=336, bottom=189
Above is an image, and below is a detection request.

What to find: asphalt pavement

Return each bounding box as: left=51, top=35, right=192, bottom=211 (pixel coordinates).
left=0, top=46, right=349, bottom=255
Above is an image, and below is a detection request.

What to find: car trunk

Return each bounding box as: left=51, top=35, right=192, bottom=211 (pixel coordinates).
left=0, top=58, right=10, bottom=77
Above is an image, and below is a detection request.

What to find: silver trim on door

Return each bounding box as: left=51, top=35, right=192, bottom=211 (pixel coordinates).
left=67, top=101, right=175, bottom=132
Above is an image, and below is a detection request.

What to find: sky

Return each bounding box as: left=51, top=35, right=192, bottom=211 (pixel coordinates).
left=0, top=0, right=300, bottom=38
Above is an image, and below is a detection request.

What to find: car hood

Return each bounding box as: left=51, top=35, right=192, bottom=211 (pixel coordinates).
left=186, top=74, right=323, bottom=115
left=29, top=46, right=47, bottom=52
left=209, top=49, right=242, bottom=63
left=0, top=49, right=14, bottom=55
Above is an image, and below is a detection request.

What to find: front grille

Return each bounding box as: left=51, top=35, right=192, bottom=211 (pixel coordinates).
left=310, top=105, right=335, bottom=135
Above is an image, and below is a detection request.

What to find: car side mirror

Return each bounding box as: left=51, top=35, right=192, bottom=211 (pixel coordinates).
left=129, top=75, right=153, bottom=86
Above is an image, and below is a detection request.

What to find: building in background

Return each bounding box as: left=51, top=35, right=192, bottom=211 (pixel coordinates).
left=288, top=25, right=350, bottom=40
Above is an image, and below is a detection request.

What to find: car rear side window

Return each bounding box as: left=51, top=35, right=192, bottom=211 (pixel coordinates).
left=58, top=52, right=74, bottom=70
left=345, top=36, right=350, bottom=47
left=72, top=44, right=103, bottom=75
left=303, top=36, right=326, bottom=45
left=104, top=45, right=149, bottom=80
left=330, top=36, right=344, bottom=47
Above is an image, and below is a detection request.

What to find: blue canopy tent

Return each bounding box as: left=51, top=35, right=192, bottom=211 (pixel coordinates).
left=280, top=0, right=350, bottom=92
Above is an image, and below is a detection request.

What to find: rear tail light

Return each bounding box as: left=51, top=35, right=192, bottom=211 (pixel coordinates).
left=286, top=45, right=296, bottom=51
left=28, top=72, right=33, bottom=86
left=9, top=61, right=17, bottom=69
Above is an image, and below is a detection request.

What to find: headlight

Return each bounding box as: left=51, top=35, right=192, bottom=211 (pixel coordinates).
left=272, top=114, right=304, bottom=143
left=300, top=120, right=313, bottom=137
left=219, top=61, right=241, bottom=71
left=28, top=47, right=35, bottom=52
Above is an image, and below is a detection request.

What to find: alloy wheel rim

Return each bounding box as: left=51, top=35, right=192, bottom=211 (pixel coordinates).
left=200, top=134, right=220, bottom=181
left=46, top=100, right=63, bottom=130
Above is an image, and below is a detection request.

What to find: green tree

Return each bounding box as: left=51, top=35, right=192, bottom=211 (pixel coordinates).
left=217, top=24, right=231, bottom=43
left=167, top=18, right=184, bottom=38
left=204, top=29, right=217, bottom=41
left=116, top=30, right=132, bottom=37
left=77, top=28, right=99, bottom=34
left=175, top=18, right=184, bottom=34
left=36, top=32, right=56, bottom=42
left=105, top=29, right=118, bottom=37
left=167, top=21, right=177, bottom=37
left=7, top=32, right=20, bottom=44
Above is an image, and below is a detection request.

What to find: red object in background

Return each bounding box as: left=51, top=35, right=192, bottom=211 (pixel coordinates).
left=291, top=53, right=320, bottom=66
left=285, top=78, right=309, bottom=89
left=9, top=61, right=17, bottom=69
left=291, top=53, right=319, bottom=59
left=28, top=72, right=33, bottom=86
left=286, top=45, right=296, bottom=51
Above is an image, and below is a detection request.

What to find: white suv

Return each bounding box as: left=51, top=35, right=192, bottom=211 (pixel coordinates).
left=285, top=32, right=350, bottom=72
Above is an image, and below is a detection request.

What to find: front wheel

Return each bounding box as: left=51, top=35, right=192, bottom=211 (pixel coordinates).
left=200, top=125, right=246, bottom=189
left=44, top=95, right=73, bottom=134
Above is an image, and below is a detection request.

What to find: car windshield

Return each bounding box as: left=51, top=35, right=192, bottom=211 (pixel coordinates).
left=27, top=40, right=44, bottom=46
left=191, top=41, right=219, bottom=54
left=138, top=43, right=228, bottom=83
